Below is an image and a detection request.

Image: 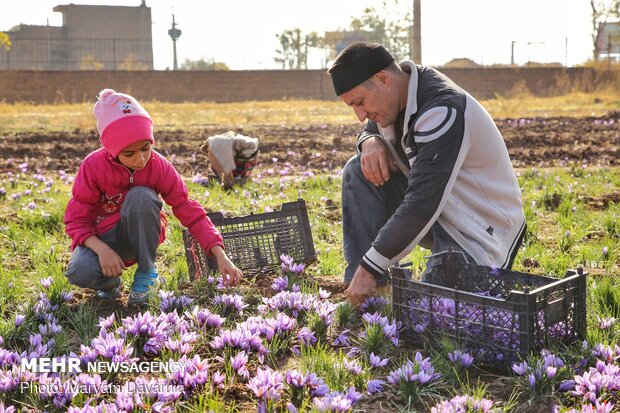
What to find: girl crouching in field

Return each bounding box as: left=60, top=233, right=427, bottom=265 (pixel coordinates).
left=64, top=89, right=242, bottom=307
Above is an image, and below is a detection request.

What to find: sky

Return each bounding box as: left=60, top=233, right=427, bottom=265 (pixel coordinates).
left=0, top=0, right=596, bottom=70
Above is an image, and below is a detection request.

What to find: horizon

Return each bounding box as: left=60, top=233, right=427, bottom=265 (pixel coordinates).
left=0, top=0, right=598, bottom=70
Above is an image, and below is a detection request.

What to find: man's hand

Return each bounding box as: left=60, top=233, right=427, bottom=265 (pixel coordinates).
left=360, top=136, right=391, bottom=186
left=211, top=245, right=243, bottom=286
left=346, top=266, right=378, bottom=307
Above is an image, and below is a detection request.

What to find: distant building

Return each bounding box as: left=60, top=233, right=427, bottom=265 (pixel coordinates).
left=0, top=2, right=153, bottom=70
left=595, top=21, right=620, bottom=61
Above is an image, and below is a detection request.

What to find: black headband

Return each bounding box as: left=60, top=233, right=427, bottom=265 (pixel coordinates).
left=328, top=45, right=395, bottom=96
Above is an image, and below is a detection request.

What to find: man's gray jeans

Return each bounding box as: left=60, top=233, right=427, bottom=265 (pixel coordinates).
left=65, top=186, right=162, bottom=291
left=341, top=155, right=475, bottom=285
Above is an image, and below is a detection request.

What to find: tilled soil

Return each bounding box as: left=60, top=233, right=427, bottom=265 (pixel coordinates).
left=1, top=114, right=618, bottom=175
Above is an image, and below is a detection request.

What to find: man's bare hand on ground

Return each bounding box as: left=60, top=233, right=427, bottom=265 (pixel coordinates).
left=360, top=137, right=391, bottom=186
left=346, top=266, right=378, bottom=307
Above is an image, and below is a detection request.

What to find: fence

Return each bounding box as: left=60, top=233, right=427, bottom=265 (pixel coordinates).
left=0, top=67, right=617, bottom=103
left=0, top=38, right=153, bottom=70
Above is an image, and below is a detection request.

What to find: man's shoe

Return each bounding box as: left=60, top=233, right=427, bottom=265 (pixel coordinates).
left=96, top=286, right=122, bottom=299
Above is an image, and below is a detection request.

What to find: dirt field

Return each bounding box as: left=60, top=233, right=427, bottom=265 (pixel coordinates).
left=1, top=114, right=618, bottom=175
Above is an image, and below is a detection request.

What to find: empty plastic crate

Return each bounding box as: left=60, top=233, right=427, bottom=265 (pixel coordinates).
left=391, top=250, right=586, bottom=365
left=183, top=199, right=316, bottom=280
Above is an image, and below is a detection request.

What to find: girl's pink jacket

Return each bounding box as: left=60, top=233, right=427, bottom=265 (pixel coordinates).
left=64, top=148, right=223, bottom=254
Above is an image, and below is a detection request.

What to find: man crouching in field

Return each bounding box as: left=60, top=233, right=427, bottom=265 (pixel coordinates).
left=327, top=43, right=526, bottom=306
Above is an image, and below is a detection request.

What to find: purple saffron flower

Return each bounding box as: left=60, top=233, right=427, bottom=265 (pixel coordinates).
left=212, top=370, right=225, bottom=389
left=387, top=353, right=440, bottom=386
left=597, top=316, right=615, bottom=330
left=280, top=254, right=294, bottom=267
left=212, top=293, right=248, bottom=315
left=159, top=290, right=194, bottom=313
left=431, top=394, right=497, bottom=413
left=360, top=296, right=390, bottom=314
left=333, top=330, right=351, bottom=347
left=313, top=387, right=362, bottom=412
left=187, top=306, right=225, bottom=331
left=60, top=290, right=74, bottom=302
left=558, top=379, right=575, bottom=392
left=248, top=367, right=284, bottom=402
left=318, top=288, right=331, bottom=300
left=294, top=328, right=316, bottom=348
left=343, top=358, right=362, bottom=375
left=367, top=379, right=386, bottom=395
left=98, top=314, right=116, bottom=330
left=448, top=350, right=474, bottom=369
left=230, top=351, right=250, bottom=380
left=512, top=361, right=528, bottom=376
left=369, top=352, right=389, bottom=368
left=40, top=277, right=52, bottom=289
left=271, top=276, right=289, bottom=292
left=286, top=369, right=307, bottom=389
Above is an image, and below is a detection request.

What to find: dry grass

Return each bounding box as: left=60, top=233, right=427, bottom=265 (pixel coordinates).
left=0, top=91, right=619, bottom=132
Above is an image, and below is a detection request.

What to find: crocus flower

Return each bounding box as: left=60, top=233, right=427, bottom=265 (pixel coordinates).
left=369, top=352, right=389, bottom=368
left=333, top=330, right=351, bottom=347
left=14, top=315, right=25, bottom=327
left=40, top=277, right=52, bottom=289
left=230, top=351, right=250, bottom=380
left=367, top=379, right=386, bottom=395
left=596, top=317, right=616, bottom=330
left=448, top=350, right=474, bottom=369
left=248, top=367, right=284, bottom=402
left=271, top=276, right=289, bottom=292
left=431, top=394, right=498, bottom=413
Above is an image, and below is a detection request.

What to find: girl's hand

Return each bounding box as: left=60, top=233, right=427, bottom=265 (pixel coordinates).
left=98, top=246, right=126, bottom=277
left=84, top=235, right=126, bottom=277
left=211, top=245, right=243, bottom=286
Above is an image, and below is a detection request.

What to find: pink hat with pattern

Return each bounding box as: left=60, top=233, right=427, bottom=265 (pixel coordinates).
left=93, top=89, right=154, bottom=157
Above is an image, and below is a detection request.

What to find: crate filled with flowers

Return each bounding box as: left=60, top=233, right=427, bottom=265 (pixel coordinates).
left=391, top=250, right=586, bottom=365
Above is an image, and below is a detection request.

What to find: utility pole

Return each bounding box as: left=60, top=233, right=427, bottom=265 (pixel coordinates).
left=168, top=11, right=182, bottom=70
left=412, top=0, right=422, bottom=63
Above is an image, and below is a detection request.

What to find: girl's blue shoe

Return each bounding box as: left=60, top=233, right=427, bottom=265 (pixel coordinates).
left=128, top=269, right=158, bottom=307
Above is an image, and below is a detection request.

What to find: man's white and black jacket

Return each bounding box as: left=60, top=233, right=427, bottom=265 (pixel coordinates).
left=357, top=61, right=526, bottom=278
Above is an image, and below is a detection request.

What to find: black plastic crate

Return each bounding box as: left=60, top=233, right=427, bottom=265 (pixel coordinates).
left=391, top=250, right=586, bottom=365
left=183, top=199, right=316, bottom=280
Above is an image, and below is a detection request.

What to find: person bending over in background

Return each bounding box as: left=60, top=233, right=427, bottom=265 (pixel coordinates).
left=327, top=43, right=526, bottom=306
left=64, top=89, right=242, bottom=307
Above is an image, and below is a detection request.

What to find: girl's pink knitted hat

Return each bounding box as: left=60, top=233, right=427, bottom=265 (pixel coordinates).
left=93, top=89, right=154, bottom=157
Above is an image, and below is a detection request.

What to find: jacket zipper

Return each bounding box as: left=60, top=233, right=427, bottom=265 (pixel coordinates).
left=118, top=163, right=135, bottom=187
